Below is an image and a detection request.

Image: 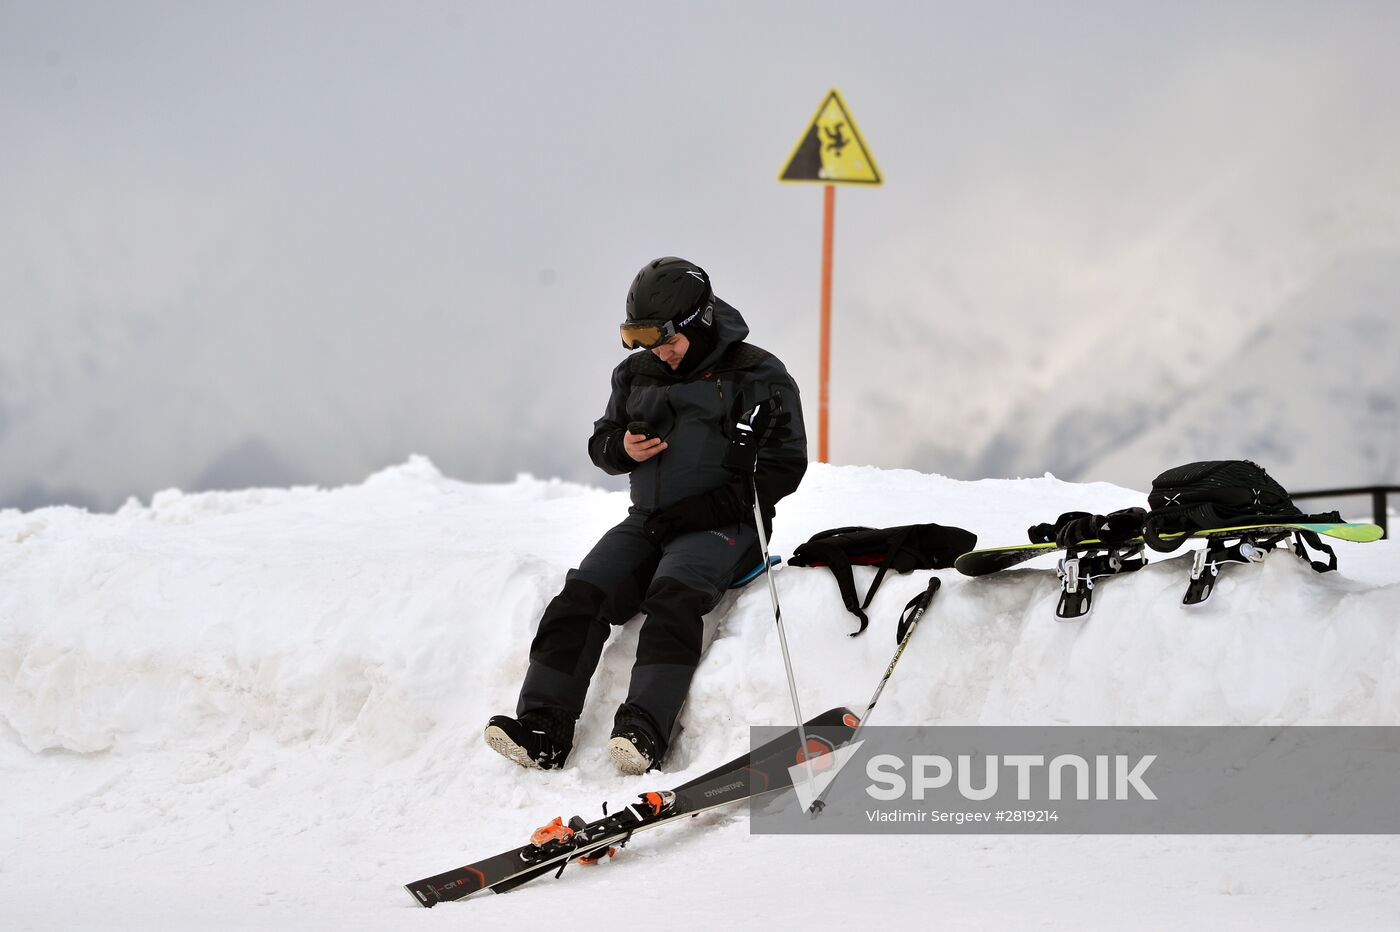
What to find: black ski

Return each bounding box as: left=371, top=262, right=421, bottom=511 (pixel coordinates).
left=405, top=706, right=859, bottom=907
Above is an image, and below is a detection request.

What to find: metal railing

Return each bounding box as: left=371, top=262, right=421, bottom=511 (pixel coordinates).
left=1292, top=485, right=1399, bottom=539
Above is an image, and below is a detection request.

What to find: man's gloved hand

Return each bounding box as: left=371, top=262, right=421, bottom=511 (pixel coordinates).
left=723, top=398, right=790, bottom=476
left=642, top=482, right=752, bottom=544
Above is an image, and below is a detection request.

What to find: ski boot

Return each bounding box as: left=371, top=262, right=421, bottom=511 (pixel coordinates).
left=484, top=708, right=574, bottom=770
left=607, top=715, right=662, bottom=775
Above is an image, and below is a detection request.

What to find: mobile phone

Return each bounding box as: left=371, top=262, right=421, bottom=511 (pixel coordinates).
left=626, top=420, right=658, bottom=440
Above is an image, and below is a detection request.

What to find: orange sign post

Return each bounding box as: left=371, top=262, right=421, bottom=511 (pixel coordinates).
left=779, top=88, right=881, bottom=464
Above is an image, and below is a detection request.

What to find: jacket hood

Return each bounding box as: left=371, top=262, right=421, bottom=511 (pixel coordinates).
left=685, top=296, right=748, bottom=373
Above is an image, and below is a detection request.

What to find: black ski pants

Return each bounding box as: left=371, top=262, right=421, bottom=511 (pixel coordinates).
left=517, top=511, right=759, bottom=756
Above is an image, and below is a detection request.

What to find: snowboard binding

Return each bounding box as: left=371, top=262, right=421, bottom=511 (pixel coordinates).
left=1175, top=523, right=1348, bottom=605
left=1056, top=543, right=1147, bottom=619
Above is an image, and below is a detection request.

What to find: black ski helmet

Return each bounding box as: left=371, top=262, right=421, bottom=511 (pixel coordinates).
left=625, top=257, right=714, bottom=329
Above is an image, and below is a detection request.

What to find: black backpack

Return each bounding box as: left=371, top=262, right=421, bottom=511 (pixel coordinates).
left=1141, top=459, right=1340, bottom=568
left=789, top=523, right=977, bottom=635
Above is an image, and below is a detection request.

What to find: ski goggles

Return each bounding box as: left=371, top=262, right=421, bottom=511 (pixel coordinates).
left=619, top=304, right=711, bottom=350
left=619, top=318, right=680, bottom=350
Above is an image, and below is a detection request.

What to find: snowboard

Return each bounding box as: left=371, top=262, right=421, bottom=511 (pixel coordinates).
left=954, top=521, right=1383, bottom=617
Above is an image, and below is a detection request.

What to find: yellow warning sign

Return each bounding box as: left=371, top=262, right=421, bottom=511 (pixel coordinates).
left=779, top=88, right=882, bottom=185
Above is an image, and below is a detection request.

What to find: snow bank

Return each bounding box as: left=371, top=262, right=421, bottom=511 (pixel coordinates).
left=2, top=458, right=1398, bottom=928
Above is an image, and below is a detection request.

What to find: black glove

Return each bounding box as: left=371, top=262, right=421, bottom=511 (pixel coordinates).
left=642, top=482, right=751, bottom=544
left=723, top=397, right=791, bottom=476
left=1028, top=512, right=1091, bottom=545
left=1034, top=507, right=1147, bottom=548
left=1070, top=507, right=1147, bottom=546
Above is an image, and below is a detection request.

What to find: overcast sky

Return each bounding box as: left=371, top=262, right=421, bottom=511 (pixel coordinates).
left=2, top=1, right=1398, bottom=509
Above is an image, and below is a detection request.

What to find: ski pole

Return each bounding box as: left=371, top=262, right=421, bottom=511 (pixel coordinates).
left=749, top=470, right=820, bottom=799
left=728, top=399, right=819, bottom=797
left=809, top=575, right=941, bottom=815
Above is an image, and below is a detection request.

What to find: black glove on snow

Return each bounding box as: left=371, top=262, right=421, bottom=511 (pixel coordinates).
left=642, top=482, right=751, bottom=544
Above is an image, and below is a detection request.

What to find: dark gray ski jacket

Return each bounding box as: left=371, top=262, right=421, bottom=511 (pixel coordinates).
left=587, top=297, right=807, bottom=521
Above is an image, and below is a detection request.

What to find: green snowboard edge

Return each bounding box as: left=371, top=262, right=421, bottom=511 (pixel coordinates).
left=955, top=522, right=1383, bottom=578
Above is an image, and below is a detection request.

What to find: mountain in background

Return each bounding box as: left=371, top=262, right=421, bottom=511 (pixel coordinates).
left=840, top=118, right=1400, bottom=494
left=5, top=245, right=1398, bottom=512
left=1089, top=253, right=1400, bottom=491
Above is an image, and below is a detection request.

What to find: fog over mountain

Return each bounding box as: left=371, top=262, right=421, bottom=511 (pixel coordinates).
left=1090, top=254, right=1400, bottom=493
left=2, top=2, right=1398, bottom=510
left=843, top=103, right=1400, bottom=490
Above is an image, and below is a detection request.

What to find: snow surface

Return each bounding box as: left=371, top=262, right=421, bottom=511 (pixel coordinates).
left=3, top=458, right=1399, bottom=929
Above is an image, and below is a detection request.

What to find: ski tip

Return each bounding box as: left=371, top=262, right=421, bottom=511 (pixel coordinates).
left=405, top=884, right=437, bottom=908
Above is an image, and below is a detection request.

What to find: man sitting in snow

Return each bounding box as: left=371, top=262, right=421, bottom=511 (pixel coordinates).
left=485, top=257, right=808, bottom=774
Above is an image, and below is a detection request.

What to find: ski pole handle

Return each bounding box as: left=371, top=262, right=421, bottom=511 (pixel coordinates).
left=896, top=576, right=940, bottom=643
